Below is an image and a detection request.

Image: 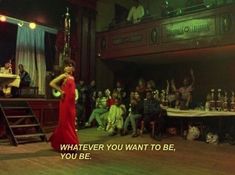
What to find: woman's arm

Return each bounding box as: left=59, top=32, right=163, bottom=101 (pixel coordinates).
left=166, top=80, right=169, bottom=94
left=171, top=79, right=177, bottom=92
left=49, top=74, right=67, bottom=93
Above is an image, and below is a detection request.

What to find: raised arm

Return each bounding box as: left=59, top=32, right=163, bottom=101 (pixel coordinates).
left=171, top=79, right=177, bottom=92
left=190, top=68, right=195, bottom=87
left=166, top=80, right=169, bottom=94
left=127, top=7, right=134, bottom=22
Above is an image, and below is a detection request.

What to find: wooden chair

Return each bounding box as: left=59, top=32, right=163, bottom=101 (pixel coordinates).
left=140, top=120, right=155, bottom=137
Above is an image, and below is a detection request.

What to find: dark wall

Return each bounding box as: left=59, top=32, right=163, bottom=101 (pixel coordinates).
left=45, top=32, right=56, bottom=71
left=0, top=22, right=17, bottom=66
left=0, top=0, right=72, bottom=70
left=1, top=0, right=97, bottom=84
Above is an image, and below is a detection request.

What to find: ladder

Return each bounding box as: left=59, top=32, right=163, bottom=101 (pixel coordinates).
left=0, top=101, right=46, bottom=146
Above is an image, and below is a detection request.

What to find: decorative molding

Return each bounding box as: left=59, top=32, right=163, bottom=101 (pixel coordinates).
left=96, top=4, right=235, bottom=59
left=112, top=34, right=143, bottom=45
left=150, top=27, right=159, bottom=44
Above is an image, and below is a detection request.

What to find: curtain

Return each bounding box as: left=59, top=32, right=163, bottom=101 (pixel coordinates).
left=15, top=26, right=37, bottom=86
left=15, top=26, right=46, bottom=95
left=35, top=28, right=46, bottom=95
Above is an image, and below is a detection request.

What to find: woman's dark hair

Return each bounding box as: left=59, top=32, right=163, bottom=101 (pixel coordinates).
left=116, top=96, right=122, bottom=106
left=63, top=58, right=76, bottom=68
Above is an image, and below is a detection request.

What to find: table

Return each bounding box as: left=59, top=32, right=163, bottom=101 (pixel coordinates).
left=0, top=73, right=20, bottom=87
left=167, top=108, right=235, bottom=117
left=166, top=108, right=235, bottom=136
left=0, top=73, right=21, bottom=95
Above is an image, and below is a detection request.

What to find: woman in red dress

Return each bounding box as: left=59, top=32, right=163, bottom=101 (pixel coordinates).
left=49, top=59, right=79, bottom=151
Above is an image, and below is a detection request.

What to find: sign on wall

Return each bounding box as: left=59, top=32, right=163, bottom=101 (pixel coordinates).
left=162, top=17, right=216, bottom=42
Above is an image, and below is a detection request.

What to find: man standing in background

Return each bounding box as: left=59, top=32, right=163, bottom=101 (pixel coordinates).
left=127, top=0, right=145, bottom=24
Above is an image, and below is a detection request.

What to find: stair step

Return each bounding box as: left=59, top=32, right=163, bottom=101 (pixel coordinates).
left=2, top=107, right=30, bottom=110
left=10, top=124, right=39, bottom=128
left=6, top=115, right=34, bottom=119
left=0, top=101, right=45, bottom=146
left=15, top=133, right=45, bottom=138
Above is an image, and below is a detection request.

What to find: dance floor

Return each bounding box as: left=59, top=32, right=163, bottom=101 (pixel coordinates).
left=0, top=128, right=235, bottom=175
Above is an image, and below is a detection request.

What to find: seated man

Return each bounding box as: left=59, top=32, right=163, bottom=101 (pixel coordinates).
left=142, top=91, right=165, bottom=140
left=123, top=91, right=143, bottom=137
left=18, top=64, right=31, bottom=87
left=126, top=0, right=145, bottom=24
left=85, top=91, right=108, bottom=128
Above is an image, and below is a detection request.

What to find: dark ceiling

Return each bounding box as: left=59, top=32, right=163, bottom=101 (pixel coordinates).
left=0, top=0, right=74, bottom=28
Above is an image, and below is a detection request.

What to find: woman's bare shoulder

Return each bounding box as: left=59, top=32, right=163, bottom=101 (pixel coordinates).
left=58, top=73, right=68, bottom=78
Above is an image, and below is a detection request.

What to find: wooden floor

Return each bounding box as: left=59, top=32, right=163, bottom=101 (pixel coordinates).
left=1, top=128, right=235, bottom=175
left=0, top=97, right=58, bottom=101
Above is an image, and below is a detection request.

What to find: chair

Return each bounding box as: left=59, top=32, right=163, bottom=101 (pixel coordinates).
left=19, top=86, right=39, bottom=97
left=140, top=120, right=156, bottom=137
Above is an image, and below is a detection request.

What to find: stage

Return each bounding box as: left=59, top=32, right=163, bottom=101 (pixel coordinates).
left=0, top=128, right=235, bottom=175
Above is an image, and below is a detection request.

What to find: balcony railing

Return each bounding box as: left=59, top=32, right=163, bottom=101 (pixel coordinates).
left=96, top=2, right=235, bottom=60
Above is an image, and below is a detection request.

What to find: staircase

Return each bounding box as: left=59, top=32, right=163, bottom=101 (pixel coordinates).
left=0, top=101, right=46, bottom=146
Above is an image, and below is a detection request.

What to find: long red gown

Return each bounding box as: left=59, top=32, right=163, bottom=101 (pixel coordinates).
left=50, top=76, right=79, bottom=151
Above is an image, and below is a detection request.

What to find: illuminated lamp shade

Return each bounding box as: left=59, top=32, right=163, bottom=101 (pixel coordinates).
left=17, top=21, right=24, bottom=27
left=29, top=22, right=36, bottom=29
left=0, top=15, right=6, bottom=22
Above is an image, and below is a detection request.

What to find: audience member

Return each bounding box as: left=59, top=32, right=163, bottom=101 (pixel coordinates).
left=87, top=80, right=97, bottom=113
left=166, top=79, right=180, bottom=108
left=127, top=0, right=145, bottom=24
left=172, top=69, right=195, bottom=109
left=114, top=80, right=126, bottom=99
left=142, top=91, right=165, bottom=140
left=123, top=91, right=143, bottom=137
left=18, top=64, right=31, bottom=87
left=145, top=80, right=156, bottom=92
left=76, top=80, right=87, bottom=127
left=106, top=97, right=126, bottom=136
left=160, top=1, right=174, bottom=18
left=1, top=60, right=12, bottom=74
left=85, top=91, right=108, bottom=128
left=136, top=78, right=146, bottom=99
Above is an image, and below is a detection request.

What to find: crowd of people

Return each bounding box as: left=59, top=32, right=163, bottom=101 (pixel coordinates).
left=76, top=69, right=195, bottom=141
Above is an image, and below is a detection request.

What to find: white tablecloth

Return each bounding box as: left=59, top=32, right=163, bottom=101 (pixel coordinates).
left=167, top=108, right=235, bottom=117
left=0, top=73, right=20, bottom=88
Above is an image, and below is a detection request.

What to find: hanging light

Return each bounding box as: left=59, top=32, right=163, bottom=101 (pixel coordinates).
left=17, top=21, right=24, bottom=27
left=29, top=22, right=36, bottom=29
left=0, top=15, right=6, bottom=22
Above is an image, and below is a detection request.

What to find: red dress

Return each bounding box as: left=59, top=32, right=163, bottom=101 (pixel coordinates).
left=50, top=76, right=79, bottom=151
